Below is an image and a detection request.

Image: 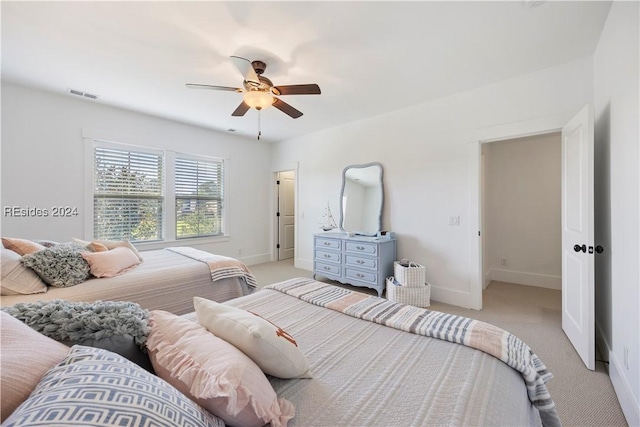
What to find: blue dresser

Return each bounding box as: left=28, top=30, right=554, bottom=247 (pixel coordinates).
left=313, top=232, right=396, bottom=297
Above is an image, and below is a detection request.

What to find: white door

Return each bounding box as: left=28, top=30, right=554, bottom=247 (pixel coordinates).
left=561, top=104, right=595, bottom=370
left=277, top=171, right=295, bottom=260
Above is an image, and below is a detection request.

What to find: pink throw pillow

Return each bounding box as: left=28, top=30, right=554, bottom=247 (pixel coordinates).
left=81, top=246, right=140, bottom=278
left=146, top=310, right=295, bottom=427
left=0, top=312, right=69, bottom=421
left=1, top=237, right=45, bottom=255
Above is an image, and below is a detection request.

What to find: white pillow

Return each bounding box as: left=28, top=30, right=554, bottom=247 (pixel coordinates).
left=0, top=248, right=47, bottom=295
left=194, top=297, right=312, bottom=379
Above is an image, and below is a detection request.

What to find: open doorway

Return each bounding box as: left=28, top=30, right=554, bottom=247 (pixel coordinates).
left=472, top=106, right=595, bottom=370
left=481, top=132, right=562, bottom=291
left=275, top=170, right=295, bottom=260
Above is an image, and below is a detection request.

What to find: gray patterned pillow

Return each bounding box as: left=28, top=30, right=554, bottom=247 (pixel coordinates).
left=3, top=345, right=224, bottom=427
left=20, top=243, right=90, bottom=287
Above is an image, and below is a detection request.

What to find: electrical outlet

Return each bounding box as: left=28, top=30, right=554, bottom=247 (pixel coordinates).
left=237, top=248, right=243, bottom=256
left=500, top=257, right=507, bottom=266
left=624, top=346, right=629, bottom=370
left=449, top=216, right=460, bottom=226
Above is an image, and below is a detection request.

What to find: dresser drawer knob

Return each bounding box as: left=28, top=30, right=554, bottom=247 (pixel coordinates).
left=324, top=242, right=331, bottom=246
left=324, top=266, right=331, bottom=271
left=324, top=254, right=331, bottom=258
left=356, top=273, right=365, bottom=278
left=356, top=259, right=365, bottom=264
left=356, top=245, right=365, bottom=250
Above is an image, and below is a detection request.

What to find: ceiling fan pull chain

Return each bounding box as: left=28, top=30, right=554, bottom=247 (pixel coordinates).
left=257, top=110, right=261, bottom=140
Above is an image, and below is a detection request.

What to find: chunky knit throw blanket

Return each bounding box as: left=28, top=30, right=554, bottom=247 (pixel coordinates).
left=2, top=300, right=151, bottom=346
left=266, top=278, right=561, bottom=427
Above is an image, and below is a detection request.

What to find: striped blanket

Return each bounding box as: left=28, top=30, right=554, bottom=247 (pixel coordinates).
left=266, top=278, right=561, bottom=427
left=167, top=247, right=257, bottom=292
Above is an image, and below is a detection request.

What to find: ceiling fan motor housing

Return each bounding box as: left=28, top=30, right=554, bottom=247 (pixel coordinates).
left=251, top=60, right=267, bottom=75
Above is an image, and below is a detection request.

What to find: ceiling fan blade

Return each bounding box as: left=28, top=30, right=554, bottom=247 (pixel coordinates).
left=272, top=84, right=321, bottom=96
left=186, top=83, right=241, bottom=92
left=272, top=98, right=303, bottom=119
left=231, top=101, right=251, bottom=117
left=230, top=56, right=260, bottom=85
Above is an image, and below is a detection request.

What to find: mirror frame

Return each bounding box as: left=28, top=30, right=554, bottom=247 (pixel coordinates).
left=339, top=162, right=384, bottom=237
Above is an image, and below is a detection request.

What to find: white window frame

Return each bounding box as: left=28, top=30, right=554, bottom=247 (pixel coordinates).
left=84, top=138, right=229, bottom=247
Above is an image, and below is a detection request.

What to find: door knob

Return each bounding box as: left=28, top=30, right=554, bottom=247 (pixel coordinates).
left=573, top=244, right=586, bottom=253
left=595, top=245, right=604, bottom=253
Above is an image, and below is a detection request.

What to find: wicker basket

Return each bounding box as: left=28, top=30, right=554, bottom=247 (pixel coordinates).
left=393, top=260, right=426, bottom=287
left=386, top=277, right=431, bottom=308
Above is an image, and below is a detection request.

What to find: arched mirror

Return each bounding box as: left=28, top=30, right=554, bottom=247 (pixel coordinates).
left=339, top=162, right=383, bottom=236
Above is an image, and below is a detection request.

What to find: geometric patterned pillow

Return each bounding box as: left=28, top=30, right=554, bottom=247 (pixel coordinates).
left=3, top=346, right=224, bottom=427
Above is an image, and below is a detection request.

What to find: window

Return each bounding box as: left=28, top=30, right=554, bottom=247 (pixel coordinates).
left=175, top=156, right=225, bottom=238
left=93, top=146, right=164, bottom=242
left=89, top=139, right=226, bottom=243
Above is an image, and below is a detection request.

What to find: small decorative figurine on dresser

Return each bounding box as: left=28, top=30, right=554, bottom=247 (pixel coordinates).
left=319, top=201, right=337, bottom=231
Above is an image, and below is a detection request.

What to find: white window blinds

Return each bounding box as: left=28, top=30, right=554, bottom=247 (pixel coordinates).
left=93, top=146, right=164, bottom=241
left=175, top=157, right=224, bottom=238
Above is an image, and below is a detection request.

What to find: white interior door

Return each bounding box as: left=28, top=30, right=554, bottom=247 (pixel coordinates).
left=277, top=171, right=295, bottom=260
left=561, top=104, right=595, bottom=370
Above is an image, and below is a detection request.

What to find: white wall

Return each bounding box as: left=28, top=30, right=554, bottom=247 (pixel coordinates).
left=1, top=82, right=273, bottom=265
left=483, top=133, right=562, bottom=290
left=272, top=56, right=593, bottom=308
left=593, top=2, right=640, bottom=424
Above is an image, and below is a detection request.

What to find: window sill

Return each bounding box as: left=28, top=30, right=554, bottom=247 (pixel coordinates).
left=134, top=235, right=230, bottom=251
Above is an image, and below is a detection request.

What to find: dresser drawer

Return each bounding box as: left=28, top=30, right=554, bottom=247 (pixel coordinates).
left=344, top=267, right=377, bottom=285
left=315, top=238, right=341, bottom=251
left=345, top=255, right=377, bottom=270
left=345, top=241, right=378, bottom=255
left=316, top=250, right=341, bottom=264
left=315, top=262, right=341, bottom=277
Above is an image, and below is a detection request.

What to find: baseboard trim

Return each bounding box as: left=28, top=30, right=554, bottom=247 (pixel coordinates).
left=609, top=349, right=640, bottom=427
left=295, top=258, right=313, bottom=272
left=430, top=284, right=475, bottom=309
left=486, top=268, right=561, bottom=290
left=239, top=253, right=271, bottom=266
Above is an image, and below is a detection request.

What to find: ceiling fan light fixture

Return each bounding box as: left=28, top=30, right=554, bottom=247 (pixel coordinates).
left=243, top=90, right=274, bottom=110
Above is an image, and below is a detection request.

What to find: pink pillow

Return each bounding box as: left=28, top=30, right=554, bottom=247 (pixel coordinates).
left=81, top=246, right=140, bottom=278
left=0, top=312, right=69, bottom=421
left=146, top=310, right=295, bottom=427
left=1, top=237, right=45, bottom=255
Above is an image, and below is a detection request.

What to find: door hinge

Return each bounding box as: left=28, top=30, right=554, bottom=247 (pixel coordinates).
left=276, top=212, right=280, bottom=217
left=276, top=180, right=280, bottom=185
left=276, top=244, right=280, bottom=249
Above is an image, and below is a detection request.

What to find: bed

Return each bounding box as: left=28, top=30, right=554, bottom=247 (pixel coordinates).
left=184, top=277, right=561, bottom=427
left=1, top=247, right=256, bottom=314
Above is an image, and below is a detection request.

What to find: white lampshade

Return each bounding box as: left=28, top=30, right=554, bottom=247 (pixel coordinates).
left=243, top=90, right=274, bottom=110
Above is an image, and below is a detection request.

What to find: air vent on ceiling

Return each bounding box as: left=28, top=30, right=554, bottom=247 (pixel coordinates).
left=523, top=0, right=546, bottom=8
left=67, top=88, right=99, bottom=100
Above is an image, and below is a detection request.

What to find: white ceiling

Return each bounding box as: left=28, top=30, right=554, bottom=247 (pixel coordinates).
left=1, top=1, right=612, bottom=143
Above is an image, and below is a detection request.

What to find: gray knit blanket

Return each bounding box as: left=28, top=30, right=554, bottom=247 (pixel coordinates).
left=2, top=300, right=151, bottom=346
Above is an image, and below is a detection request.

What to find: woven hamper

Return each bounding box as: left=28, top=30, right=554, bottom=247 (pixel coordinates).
left=393, top=260, right=426, bottom=287
left=386, top=277, right=431, bottom=308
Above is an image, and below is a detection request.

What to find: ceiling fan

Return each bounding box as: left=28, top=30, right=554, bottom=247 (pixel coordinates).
left=186, top=56, right=321, bottom=119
